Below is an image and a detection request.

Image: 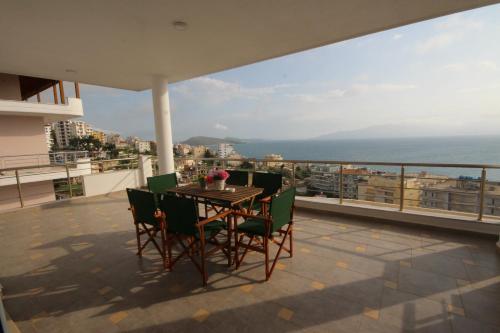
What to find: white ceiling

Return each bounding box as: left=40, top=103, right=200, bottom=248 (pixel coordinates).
left=1, top=0, right=498, bottom=91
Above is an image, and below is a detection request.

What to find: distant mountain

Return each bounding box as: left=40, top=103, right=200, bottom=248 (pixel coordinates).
left=181, top=136, right=246, bottom=146
left=312, top=124, right=472, bottom=140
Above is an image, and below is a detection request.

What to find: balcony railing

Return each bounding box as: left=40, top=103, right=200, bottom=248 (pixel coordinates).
left=3, top=154, right=500, bottom=223
left=0, top=156, right=138, bottom=208
left=172, top=157, right=500, bottom=222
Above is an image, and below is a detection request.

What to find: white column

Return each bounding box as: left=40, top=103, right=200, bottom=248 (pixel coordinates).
left=152, top=76, right=175, bottom=174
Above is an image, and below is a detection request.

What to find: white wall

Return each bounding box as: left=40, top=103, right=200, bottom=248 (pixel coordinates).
left=82, top=169, right=142, bottom=197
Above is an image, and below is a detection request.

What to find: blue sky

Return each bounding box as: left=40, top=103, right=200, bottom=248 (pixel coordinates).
left=71, top=4, right=500, bottom=141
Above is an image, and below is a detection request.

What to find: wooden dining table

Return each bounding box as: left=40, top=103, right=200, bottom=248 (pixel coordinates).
left=166, top=183, right=263, bottom=213
left=166, top=183, right=264, bottom=265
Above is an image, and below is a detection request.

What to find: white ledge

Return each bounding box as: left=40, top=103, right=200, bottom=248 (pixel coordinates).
left=295, top=196, right=500, bottom=237
left=0, top=97, right=83, bottom=122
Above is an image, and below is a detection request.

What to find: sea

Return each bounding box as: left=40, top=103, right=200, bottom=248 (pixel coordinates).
left=232, top=136, right=500, bottom=180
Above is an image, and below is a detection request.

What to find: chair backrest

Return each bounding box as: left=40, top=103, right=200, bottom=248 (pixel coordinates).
left=269, top=187, right=296, bottom=232
left=147, top=173, right=178, bottom=193
left=226, top=170, right=249, bottom=186
left=252, top=172, right=283, bottom=199
left=159, top=194, right=199, bottom=235
left=126, top=188, right=158, bottom=226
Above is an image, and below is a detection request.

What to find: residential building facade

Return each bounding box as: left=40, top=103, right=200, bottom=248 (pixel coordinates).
left=217, top=143, right=234, bottom=158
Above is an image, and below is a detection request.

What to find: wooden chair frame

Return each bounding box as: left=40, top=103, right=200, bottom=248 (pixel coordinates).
left=233, top=208, right=294, bottom=281
left=129, top=206, right=170, bottom=269
left=159, top=210, right=232, bottom=286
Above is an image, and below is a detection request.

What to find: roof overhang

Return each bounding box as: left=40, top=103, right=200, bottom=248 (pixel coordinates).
left=0, top=0, right=498, bottom=91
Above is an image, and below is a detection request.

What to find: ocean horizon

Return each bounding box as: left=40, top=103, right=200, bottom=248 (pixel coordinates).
left=233, top=135, right=500, bottom=180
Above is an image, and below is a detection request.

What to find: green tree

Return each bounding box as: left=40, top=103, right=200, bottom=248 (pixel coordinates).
left=204, top=149, right=215, bottom=158
left=68, top=135, right=102, bottom=151
left=240, top=161, right=254, bottom=169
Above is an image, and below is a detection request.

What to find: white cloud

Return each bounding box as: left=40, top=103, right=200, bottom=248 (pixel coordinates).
left=393, top=34, right=403, bottom=40
left=442, top=63, right=467, bottom=72
left=214, top=123, right=228, bottom=130
left=477, top=60, right=498, bottom=71
left=416, top=14, right=483, bottom=54
left=416, top=33, right=456, bottom=53
left=291, top=89, right=346, bottom=103
left=350, top=83, right=417, bottom=93
left=441, top=61, right=498, bottom=73
left=173, top=77, right=293, bottom=104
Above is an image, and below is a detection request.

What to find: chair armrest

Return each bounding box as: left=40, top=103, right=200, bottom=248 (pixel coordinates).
left=197, top=210, right=232, bottom=226
left=232, top=211, right=269, bottom=221
left=259, top=196, right=271, bottom=204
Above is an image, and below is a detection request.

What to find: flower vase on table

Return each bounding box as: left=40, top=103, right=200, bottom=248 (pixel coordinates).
left=214, top=179, right=226, bottom=190
left=208, top=168, right=230, bottom=191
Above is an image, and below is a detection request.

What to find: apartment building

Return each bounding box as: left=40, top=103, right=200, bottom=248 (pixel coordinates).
left=91, top=130, right=107, bottom=144
left=217, top=143, right=234, bottom=158
left=52, top=120, right=92, bottom=148
left=191, top=145, right=207, bottom=158
left=421, top=177, right=500, bottom=216
left=174, top=144, right=191, bottom=156
left=44, top=125, right=54, bottom=151
left=358, top=173, right=420, bottom=206
left=135, top=140, right=151, bottom=153
left=358, top=171, right=448, bottom=207
left=264, top=154, right=284, bottom=168
left=307, top=164, right=372, bottom=199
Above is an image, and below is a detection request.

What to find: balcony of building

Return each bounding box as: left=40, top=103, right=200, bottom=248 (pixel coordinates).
left=0, top=74, right=83, bottom=122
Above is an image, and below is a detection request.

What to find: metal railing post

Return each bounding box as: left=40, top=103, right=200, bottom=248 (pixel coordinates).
left=291, top=162, right=296, bottom=186
left=65, top=164, right=73, bottom=198
left=15, top=169, right=24, bottom=208
left=478, top=168, right=486, bottom=221
left=339, top=164, right=344, bottom=204
left=399, top=165, right=405, bottom=211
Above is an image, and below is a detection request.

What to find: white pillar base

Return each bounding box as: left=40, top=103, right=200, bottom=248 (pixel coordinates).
left=152, top=76, right=175, bottom=175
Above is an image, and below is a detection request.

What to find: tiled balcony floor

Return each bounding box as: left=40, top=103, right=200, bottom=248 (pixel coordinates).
left=0, top=191, right=499, bottom=333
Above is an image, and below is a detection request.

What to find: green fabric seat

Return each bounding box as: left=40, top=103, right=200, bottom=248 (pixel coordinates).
left=196, top=219, right=227, bottom=239
left=234, top=187, right=296, bottom=281
left=237, top=217, right=267, bottom=236
left=158, top=193, right=231, bottom=286
left=238, top=187, right=296, bottom=237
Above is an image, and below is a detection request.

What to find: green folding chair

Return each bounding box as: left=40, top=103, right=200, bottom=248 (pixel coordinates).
left=226, top=170, right=249, bottom=186
left=147, top=173, right=178, bottom=193
left=234, top=187, right=296, bottom=281
left=158, top=194, right=231, bottom=286
left=126, top=188, right=169, bottom=268
left=245, top=172, right=283, bottom=213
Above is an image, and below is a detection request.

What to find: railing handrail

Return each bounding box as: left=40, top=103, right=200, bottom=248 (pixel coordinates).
left=0, top=157, right=137, bottom=173
left=173, top=156, right=500, bottom=170
left=0, top=151, right=88, bottom=158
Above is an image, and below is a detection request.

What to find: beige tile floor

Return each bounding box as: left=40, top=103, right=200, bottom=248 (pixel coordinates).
left=0, top=191, right=499, bottom=333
